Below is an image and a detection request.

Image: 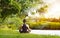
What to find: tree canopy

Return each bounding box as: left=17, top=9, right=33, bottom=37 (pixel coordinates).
left=0, top=0, right=44, bottom=21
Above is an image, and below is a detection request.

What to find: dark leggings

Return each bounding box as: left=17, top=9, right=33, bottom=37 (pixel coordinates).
left=19, top=30, right=29, bottom=33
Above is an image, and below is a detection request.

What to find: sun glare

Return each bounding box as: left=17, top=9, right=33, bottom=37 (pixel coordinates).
left=44, top=0, right=60, bottom=19
left=28, top=0, right=60, bottom=19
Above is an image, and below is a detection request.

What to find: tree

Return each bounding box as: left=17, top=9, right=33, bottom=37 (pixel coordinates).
left=0, top=0, right=43, bottom=20
left=0, top=0, right=44, bottom=21
left=37, top=4, right=49, bottom=18
left=0, top=0, right=21, bottom=21
left=16, top=0, right=43, bottom=17
left=0, top=0, right=48, bottom=30
left=37, top=5, right=48, bottom=14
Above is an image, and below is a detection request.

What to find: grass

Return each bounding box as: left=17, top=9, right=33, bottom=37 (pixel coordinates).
left=0, top=30, right=60, bottom=38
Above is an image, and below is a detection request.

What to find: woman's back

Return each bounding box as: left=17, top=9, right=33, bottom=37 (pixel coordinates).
left=19, top=19, right=31, bottom=33
left=22, top=24, right=28, bottom=32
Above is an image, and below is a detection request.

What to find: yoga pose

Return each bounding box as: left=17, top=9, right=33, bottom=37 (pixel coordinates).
left=19, top=19, right=31, bottom=33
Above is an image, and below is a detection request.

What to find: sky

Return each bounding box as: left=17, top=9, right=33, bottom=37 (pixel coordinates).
left=27, top=0, right=60, bottom=19
left=44, top=0, right=60, bottom=19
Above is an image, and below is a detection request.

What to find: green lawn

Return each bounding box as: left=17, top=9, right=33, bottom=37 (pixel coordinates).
left=0, top=30, right=60, bottom=38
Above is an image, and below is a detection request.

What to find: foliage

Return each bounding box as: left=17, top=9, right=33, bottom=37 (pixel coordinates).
left=1, top=0, right=21, bottom=20
left=44, top=22, right=60, bottom=30
left=27, top=21, right=60, bottom=30
left=17, top=0, right=43, bottom=17
left=0, top=0, right=51, bottom=30
left=0, top=16, right=23, bottom=30
left=0, top=0, right=43, bottom=20
left=37, top=5, right=48, bottom=13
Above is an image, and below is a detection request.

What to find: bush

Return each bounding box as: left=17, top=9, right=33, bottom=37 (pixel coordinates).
left=0, top=17, right=23, bottom=30
left=27, top=21, right=60, bottom=30
left=27, top=22, right=42, bottom=29
left=43, top=22, right=60, bottom=30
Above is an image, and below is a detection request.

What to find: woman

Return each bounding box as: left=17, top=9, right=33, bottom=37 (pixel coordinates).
left=19, top=19, right=31, bottom=33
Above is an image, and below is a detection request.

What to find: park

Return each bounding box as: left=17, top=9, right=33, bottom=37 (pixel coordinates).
left=0, top=0, right=60, bottom=38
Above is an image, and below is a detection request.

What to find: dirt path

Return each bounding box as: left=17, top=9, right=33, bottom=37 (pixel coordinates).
left=30, top=30, right=60, bottom=36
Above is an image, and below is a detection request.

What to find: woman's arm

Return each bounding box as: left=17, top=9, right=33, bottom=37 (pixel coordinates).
left=26, top=24, right=31, bottom=31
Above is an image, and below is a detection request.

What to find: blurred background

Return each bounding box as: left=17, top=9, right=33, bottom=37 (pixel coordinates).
left=0, top=0, right=60, bottom=30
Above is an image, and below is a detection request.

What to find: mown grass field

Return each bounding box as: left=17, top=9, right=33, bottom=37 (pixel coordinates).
left=0, top=30, right=60, bottom=38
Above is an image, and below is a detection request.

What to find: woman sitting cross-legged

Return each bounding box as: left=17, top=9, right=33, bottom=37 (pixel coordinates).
left=19, top=19, right=31, bottom=33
